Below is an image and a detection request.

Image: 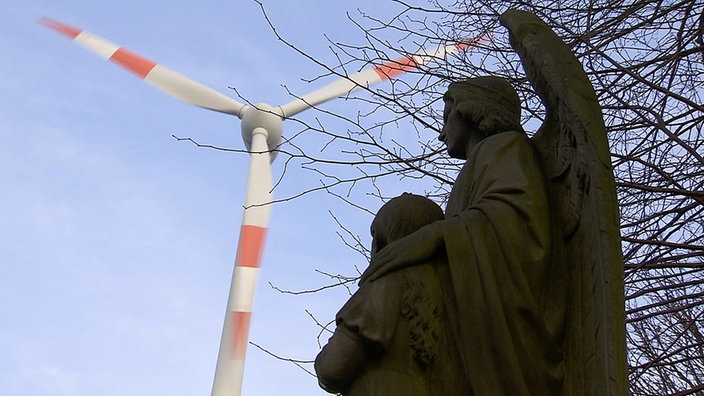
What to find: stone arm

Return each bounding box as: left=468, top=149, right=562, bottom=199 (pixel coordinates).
left=314, top=325, right=370, bottom=393
left=360, top=221, right=444, bottom=283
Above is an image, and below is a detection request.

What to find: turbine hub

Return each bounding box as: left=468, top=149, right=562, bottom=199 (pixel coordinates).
left=240, top=103, right=283, bottom=153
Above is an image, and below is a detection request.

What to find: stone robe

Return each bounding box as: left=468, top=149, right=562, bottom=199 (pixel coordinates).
left=315, top=259, right=464, bottom=395
left=440, top=130, right=564, bottom=395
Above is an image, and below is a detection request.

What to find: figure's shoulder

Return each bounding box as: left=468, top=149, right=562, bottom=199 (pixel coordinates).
left=470, top=130, right=535, bottom=164
left=339, top=272, right=405, bottom=316
left=486, top=130, right=530, bottom=146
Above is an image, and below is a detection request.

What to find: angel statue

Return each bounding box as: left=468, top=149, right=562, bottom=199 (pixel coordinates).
left=358, top=10, right=627, bottom=395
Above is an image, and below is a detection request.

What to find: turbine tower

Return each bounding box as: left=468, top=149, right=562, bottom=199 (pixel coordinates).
left=40, top=16, right=479, bottom=396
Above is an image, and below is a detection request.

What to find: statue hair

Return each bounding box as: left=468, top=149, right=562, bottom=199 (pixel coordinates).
left=445, top=76, right=525, bottom=137
left=373, top=193, right=444, bottom=246
left=373, top=193, right=445, bottom=369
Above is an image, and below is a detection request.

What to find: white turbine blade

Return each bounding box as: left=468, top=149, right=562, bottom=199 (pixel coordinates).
left=212, top=129, right=272, bottom=396
left=278, top=35, right=486, bottom=118
left=40, top=17, right=246, bottom=118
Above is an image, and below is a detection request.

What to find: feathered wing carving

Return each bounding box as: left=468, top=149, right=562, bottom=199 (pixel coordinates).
left=499, top=10, right=627, bottom=395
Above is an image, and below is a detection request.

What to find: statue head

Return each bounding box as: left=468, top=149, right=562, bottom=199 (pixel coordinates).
left=440, top=76, right=523, bottom=159
left=370, top=193, right=444, bottom=255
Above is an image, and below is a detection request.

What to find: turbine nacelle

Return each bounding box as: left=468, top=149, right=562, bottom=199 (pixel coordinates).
left=240, top=103, right=283, bottom=155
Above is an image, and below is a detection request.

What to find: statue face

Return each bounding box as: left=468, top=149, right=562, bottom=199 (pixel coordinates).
left=440, top=99, right=472, bottom=159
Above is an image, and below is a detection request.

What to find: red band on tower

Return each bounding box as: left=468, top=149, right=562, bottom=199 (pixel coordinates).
left=230, top=311, right=251, bottom=360
left=235, top=225, right=267, bottom=268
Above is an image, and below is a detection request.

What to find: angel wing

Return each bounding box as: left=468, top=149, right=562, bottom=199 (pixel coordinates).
left=499, top=10, right=627, bottom=396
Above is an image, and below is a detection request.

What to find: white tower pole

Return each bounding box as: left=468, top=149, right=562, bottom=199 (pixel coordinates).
left=211, top=127, right=271, bottom=396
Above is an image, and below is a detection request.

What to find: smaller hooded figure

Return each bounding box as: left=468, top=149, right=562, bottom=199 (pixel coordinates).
left=315, top=193, right=465, bottom=395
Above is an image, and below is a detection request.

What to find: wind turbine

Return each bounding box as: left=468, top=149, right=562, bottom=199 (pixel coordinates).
left=40, top=16, right=479, bottom=396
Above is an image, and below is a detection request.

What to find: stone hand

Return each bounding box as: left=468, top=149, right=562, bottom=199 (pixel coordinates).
left=361, top=222, right=442, bottom=283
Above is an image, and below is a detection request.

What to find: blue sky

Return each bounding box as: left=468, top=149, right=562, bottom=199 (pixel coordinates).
left=0, top=1, right=450, bottom=395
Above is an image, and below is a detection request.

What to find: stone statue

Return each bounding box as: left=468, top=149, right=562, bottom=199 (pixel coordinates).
left=318, top=9, right=626, bottom=396
left=315, top=193, right=465, bottom=395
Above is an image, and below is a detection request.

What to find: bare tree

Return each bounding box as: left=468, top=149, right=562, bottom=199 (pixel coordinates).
left=182, top=1, right=703, bottom=393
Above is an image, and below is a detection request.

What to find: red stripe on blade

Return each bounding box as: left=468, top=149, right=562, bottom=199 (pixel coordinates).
left=230, top=311, right=251, bottom=360
left=373, top=56, right=418, bottom=80
left=455, top=34, right=488, bottom=52
left=39, top=17, right=81, bottom=39
left=110, top=48, right=157, bottom=79
left=235, top=225, right=267, bottom=268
